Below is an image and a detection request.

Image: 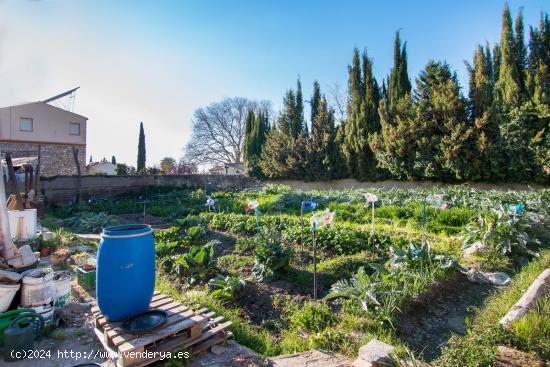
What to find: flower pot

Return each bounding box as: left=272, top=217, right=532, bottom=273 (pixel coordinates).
left=50, top=248, right=70, bottom=266
left=40, top=248, right=50, bottom=257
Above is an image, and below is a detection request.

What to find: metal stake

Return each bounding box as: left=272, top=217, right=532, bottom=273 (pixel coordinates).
left=421, top=197, right=426, bottom=245
left=313, top=224, right=317, bottom=300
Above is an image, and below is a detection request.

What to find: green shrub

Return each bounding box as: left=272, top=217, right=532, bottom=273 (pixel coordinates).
left=289, top=302, right=337, bottom=333
left=253, top=232, right=293, bottom=282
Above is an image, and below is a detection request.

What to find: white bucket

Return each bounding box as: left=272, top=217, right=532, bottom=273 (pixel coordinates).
left=0, top=283, right=20, bottom=312
left=21, top=269, right=54, bottom=307
left=52, top=272, right=72, bottom=309
left=32, top=304, right=54, bottom=327
left=7, top=209, right=37, bottom=241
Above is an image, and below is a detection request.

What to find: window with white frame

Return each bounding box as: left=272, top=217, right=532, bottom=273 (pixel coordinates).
left=19, top=118, right=33, bottom=132
left=69, top=122, right=80, bottom=135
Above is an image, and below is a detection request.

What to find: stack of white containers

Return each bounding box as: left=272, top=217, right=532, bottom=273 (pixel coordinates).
left=21, top=268, right=55, bottom=326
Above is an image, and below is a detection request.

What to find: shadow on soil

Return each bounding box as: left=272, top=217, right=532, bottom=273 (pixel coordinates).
left=396, top=272, right=496, bottom=362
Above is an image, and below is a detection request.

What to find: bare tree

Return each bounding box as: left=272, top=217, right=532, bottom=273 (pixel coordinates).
left=184, top=97, right=270, bottom=165
left=327, top=83, right=347, bottom=124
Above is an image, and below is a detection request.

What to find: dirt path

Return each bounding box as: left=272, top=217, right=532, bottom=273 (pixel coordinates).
left=396, top=272, right=496, bottom=362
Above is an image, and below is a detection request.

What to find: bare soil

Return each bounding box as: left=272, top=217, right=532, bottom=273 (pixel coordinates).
left=235, top=280, right=308, bottom=329
left=396, top=272, right=496, bottom=362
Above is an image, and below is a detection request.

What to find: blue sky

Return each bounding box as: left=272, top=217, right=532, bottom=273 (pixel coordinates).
left=0, top=0, right=547, bottom=167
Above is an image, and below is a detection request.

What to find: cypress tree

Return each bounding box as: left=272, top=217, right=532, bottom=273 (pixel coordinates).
left=514, top=10, right=527, bottom=98
left=137, top=122, right=146, bottom=172
left=244, top=109, right=269, bottom=177
left=243, top=109, right=255, bottom=169
left=372, top=61, right=471, bottom=180
left=291, top=79, right=306, bottom=137
left=389, top=31, right=411, bottom=111
left=495, top=4, right=522, bottom=108
left=306, top=90, right=337, bottom=180
left=111, top=156, right=117, bottom=165
left=466, top=44, right=494, bottom=119
left=343, top=49, right=380, bottom=179
left=261, top=82, right=307, bottom=178
left=528, top=13, right=550, bottom=105
left=342, top=48, right=364, bottom=176
left=310, top=80, right=321, bottom=135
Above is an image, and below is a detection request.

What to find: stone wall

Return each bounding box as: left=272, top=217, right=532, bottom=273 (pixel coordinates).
left=0, top=141, right=86, bottom=176
left=40, top=174, right=257, bottom=204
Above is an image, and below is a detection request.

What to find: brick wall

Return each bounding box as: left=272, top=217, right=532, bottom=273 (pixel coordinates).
left=0, top=141, right=86, bottom=176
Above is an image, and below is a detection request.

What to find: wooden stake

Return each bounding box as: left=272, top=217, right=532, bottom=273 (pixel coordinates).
left=5, top=153, right=23, bottom=210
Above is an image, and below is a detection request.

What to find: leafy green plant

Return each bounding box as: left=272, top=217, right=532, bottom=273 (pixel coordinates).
left=184, top=225, right=206, bottom=244
left=389, top=241, right=464, bottom=272
left=462, top=210, right=541, bottom=261
left=252, top=233, right=292, bottom=282
left=325, top=266, right=381, bottom=313
left=154, top=226, right=183, bottom=244
left=208, top=275, right=246, bottom=300
left=172, top=241, right=219, bottom=284
left=63, top=211, right=120, bottom=233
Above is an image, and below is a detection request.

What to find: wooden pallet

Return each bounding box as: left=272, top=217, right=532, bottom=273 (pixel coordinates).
left=92, top=291, right=232, bottom=367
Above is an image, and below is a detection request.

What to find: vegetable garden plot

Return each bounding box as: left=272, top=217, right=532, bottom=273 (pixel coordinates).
left=47, top=184, right=550, bottom=364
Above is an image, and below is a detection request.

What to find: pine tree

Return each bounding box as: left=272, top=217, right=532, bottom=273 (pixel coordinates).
left=137, top=122, right=146, bottom=172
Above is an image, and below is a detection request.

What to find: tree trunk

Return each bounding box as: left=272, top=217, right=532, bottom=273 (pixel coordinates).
left=72, top=147, right=82, bottom=205
left=500, top=268, right=550, bottom=327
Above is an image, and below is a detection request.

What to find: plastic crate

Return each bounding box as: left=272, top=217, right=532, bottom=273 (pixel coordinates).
left=77, top=267, right=96, bottom=290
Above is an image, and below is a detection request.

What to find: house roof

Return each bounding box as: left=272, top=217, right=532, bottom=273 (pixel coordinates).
left=0, top=101, right=88, bottom=120
left=87, top=161, right=116, bottom=168
left=1, top=156, right=38, bottom=168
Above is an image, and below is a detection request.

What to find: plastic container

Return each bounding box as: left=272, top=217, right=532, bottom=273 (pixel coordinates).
left=77, top=267, right=96, bottom=290
left=31, top=304, right=53, bottom=327
left=3, top=312, right=44, bottom=362
left=0, top=283, right=21, bottom=312
left=21, top=269, right=54, bottom=307
left=7, top=209, right=37, bottom=241
left=0, top=308, right=36, bottom=347
left=52, top=272, right=71, bottom=308
left=96, top=224, right=155, bottom=321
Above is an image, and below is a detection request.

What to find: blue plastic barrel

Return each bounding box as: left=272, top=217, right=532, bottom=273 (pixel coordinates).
left=96, top=224, right=155, bottom=321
